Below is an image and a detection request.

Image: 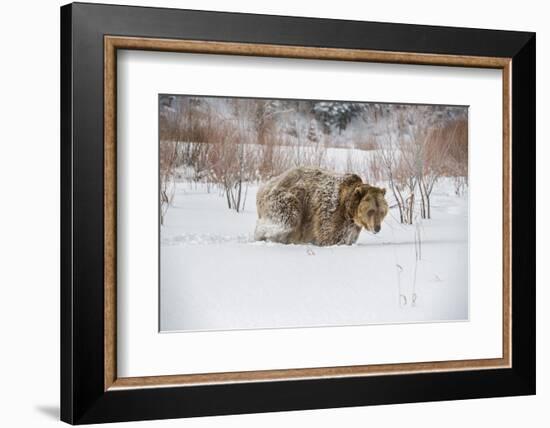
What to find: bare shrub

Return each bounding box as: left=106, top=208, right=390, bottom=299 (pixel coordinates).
left=289, top=140, right=327, bottom=169
left=416, top=117, right=468, bottom=217
left=370, top=128, right=417, bottom=224
left=445, top=119, right=468, bottom=195
left=367, top=106, right=469, bottom=223
left=207, top=99, right=261, bottom=211
left=355, top=135, right=378, bottom=151
left=208, top=140, right=254, bottom=212
left=159, top=140, right=179, bottom=225
left=362, top=151, right=382, bottom=185
left=256, top=129, right=293, bottom=180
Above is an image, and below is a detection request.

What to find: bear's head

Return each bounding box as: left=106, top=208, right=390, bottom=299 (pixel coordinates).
left=349, top=185, right=389, bottom=234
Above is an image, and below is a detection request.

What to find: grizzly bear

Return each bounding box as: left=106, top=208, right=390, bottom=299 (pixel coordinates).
left=254, top=167, right=388, bottom=246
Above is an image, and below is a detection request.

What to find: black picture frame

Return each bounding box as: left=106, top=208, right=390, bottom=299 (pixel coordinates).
left=61, top=2, right=535, bottom=424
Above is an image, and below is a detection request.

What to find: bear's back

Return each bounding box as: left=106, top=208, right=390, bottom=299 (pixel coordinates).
left=258, top=166, right=360, bottom=215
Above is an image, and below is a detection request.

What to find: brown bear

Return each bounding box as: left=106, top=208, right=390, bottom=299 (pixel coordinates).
left=254, top=166, right=388, bottom=246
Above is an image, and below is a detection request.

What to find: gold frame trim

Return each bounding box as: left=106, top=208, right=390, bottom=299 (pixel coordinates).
left=104, top=36, right=512, bottom=391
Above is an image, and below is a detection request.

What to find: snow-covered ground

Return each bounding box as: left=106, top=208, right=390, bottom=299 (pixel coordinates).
left=160, top=177, right=468, bottom=332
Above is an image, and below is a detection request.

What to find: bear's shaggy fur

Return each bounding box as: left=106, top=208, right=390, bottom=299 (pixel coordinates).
left=254, top=167, right=388, bottom=246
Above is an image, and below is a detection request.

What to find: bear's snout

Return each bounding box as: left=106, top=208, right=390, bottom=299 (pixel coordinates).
left=374, top=225, right=381, bottom=233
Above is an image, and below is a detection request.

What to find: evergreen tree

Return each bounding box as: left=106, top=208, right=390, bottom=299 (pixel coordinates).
left=311, top=101, right=362, bottom=135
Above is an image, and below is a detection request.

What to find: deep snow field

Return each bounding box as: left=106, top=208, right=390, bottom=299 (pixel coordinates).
left=160, top=173, right=468, bottom=332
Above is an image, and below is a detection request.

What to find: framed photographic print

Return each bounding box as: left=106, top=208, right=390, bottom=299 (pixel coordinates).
left=60, top=2, right=536, bottom=424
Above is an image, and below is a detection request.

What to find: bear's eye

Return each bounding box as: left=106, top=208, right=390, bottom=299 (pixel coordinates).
left=367, top=209, right=375, bottom=216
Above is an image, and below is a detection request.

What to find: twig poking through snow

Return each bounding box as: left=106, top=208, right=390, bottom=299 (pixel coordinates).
left=412, top=220, right=422, bottom=307
left=396, top=263, right=407, bottom=307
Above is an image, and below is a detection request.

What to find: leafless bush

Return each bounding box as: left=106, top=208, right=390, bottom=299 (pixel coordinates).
left=207, top=138, right=255, bottom=212
left=159, top=140, right=179, bottom=225
left=289, top=140, right=327, bottom=169
left=367, top=107, right=468, bottom=224
left=204, top=113, right=257, bottom=212
left=369, top=124, right=417, bottom=224
left=346, top=149, right=356, bottom=173
left=255, top=130, right=294, bottom=180
left=445, top=119, right=468, bottom=195
left=415, top=117, right=468, bottom=217
left=355, top=135, right=378, bottom=151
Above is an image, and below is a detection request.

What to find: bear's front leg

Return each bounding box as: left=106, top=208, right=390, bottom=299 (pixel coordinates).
left=254, top=218, right=295, bottom=244
left=254, top=191, right=302, bottom=244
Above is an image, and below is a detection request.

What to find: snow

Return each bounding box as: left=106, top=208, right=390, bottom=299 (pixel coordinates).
left=254, top=217, right=289, bottom=241
left=160, top=176, right=468, bottom=332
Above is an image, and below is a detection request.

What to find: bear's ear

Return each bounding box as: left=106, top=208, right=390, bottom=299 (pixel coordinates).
left=353, top=186, right=364, bottom=197
left=353, top=185, right=369, bottom=200
left=343, top=174, right=363, bottom=187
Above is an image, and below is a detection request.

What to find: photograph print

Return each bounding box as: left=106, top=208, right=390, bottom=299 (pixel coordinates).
left=159, top=94, right=469, bottom=332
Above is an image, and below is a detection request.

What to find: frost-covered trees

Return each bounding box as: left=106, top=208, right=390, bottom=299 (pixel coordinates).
left=372, top=128, right=417, bottom=225
left=159, top=95, right=468, bottom=218
left=367, top=105, right=468, bottom=223
left=312, top=101, right=362, bottom=135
